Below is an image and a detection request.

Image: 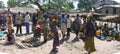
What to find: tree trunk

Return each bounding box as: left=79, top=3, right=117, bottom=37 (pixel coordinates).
left=29, top=0, right=43, bottom=11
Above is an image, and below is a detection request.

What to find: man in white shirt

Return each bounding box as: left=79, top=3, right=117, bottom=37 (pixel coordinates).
left=66, top=15, right=72, bottom=38
left=25, top=12, right=31, bottom=34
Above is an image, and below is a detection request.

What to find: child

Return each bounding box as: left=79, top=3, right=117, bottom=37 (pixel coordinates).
left=7, top=26, right=16, bottom=44
left=33, top=20, right=42, bottom=40
left=51, top=19, right=59, bottom=52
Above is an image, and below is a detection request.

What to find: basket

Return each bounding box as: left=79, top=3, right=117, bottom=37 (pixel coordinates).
left=0, top=32, right=4, bottom=37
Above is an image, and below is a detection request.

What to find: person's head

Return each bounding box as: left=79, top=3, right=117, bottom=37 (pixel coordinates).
left=52, top=18, right=56, bottom=23
left=76, top=14, right=79, bottom=18
left=8, top=26, right=14, bottom=33
left=67, top=15, right=70, bottom=18
left=44, top=15, right=48, bottom=20
left=115, top=23, right=118, bottom=26
left=104, top=23, right=108, bottom=27
left=18, top=12, right=21, bottom=15
left=62, top=14, right=65, bottom=18
left=38, top=20, right=42, bottom=24
left=26, top=12, right=29, bottom=14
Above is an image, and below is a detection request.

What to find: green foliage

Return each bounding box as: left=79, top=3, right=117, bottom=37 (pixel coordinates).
left=0, top=1, right=4, bottom=8
left=78, top=0, right=96, bottom=12
left=7, top=0, right=16, bottom=7
left=7, top=0, right=30, bottom=7
left=7, top=0, right=75, bottom=10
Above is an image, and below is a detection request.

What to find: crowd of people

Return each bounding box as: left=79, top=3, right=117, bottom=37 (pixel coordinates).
left=0, top=9, right=120, bottom=54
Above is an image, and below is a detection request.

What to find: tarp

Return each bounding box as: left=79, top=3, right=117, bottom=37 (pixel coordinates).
left=10, top=7, right=37, bottom=13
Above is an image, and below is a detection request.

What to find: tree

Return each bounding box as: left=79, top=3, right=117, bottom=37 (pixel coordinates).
left=0, top=1, right=4, bottom=8
left=7, top=0, right=75, bottom=10
left=7, top=0, right=30, bottom=7
left=78, top=0, right=96, bottom=12
left=7, top=0, right=16, bottom=7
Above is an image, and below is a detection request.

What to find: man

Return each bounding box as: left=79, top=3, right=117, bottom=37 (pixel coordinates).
left=66, top=15, right=72, bottom=38
left=1, top=12, right=7, bottom=27
left=32, top=13, right=38, bottom=32
left=16, top=12, right=22, bottom=35
left=25, top=12, right=31, bottom=34
left=43, top=16, right=49, bottom=43
left=60, top=14, right=67, bottom=38
left=32, top=12, right=38, bottom=26
left=74, top=14, right=81, bottom=40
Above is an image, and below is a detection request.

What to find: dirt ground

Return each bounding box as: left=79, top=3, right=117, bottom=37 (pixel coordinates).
left=0, top=26, right=120, bottom=54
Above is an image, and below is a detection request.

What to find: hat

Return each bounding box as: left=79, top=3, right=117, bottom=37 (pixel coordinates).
left=87, top=13, right=93, bottom=19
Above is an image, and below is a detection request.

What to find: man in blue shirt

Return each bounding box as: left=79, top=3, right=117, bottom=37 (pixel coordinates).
left=60, top=14, right=67, bottom=38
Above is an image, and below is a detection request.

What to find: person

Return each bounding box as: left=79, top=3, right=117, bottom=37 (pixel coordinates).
left=102, top=23, right=109, bottom=39
left=51, top=18, right=59, bottom=52
left=25, top=12, right=31, bottom=34
left=113, top=23, right=119, bottom=40
left=6, top=12, right=13, bottom=30
left=43, top=16, right=49, bottom=43
left=6, top=16, right=13, bottom=30
left=84, top=14, right=96, bottom=54
left=32, top=13, right=38, bottom=32
left=7, top=26, right=16, bottom=44
left=33, top=20, right=42, bottom=40
left=32, top=12, right=38, bottom=27
left=74, top=14, right=81, bottom=40
left=66, top=15, right=72, bottom=39
left=15, top=12, right=22, bottom=35
left=1, top=12, right=7, bottom=27
left=60, top=14, right=67, bottom=38
left=0, top=15, right=2, bottom=27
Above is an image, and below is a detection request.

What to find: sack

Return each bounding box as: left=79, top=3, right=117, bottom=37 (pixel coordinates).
left=36, top=24, right=42, bottom=30
left=80, top=26, right=84, bottom=32
left=32, top=24, right=34, bottom=29
left=49, top=31, right=54, bottom=38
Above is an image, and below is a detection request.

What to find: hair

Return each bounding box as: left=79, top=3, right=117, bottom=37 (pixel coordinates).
left=67, top=15, right=70, bottom=18
left=18, top=12, right=21, bottom=14
left=62, top=14, right=65, bottom=17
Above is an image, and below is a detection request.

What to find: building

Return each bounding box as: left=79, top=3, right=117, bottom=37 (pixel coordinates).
left=94, top=0, right=120, bottom=15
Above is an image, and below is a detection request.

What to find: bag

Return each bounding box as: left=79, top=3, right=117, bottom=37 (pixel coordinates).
left=49, top=31, right=54, bottom=38
left=0, top=31, right=4, bottom=37
left=36, top=24, right=42, bottom=30
left=80, top=26, right=84, bottom=32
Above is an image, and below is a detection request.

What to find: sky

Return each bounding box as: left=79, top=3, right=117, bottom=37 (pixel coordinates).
left=0, top=0, right=8, bottom=7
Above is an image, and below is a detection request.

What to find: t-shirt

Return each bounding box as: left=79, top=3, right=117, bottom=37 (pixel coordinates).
left=16, top=14, right=22, bottom=24
left=25, top=14, right=30, bottom=23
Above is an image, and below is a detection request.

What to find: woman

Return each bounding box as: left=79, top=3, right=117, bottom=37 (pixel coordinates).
left=84, top=14, right=96, bottom=54
left=7, top=16, right=13, bottom=30
left=51, top=18, right=59, bottom=52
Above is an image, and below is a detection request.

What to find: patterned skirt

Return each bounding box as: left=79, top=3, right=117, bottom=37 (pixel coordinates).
left=84, top=36, right=96, bottom=53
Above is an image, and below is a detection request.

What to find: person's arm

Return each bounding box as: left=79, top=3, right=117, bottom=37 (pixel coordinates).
left=60, top=18, right=62, bottom=24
